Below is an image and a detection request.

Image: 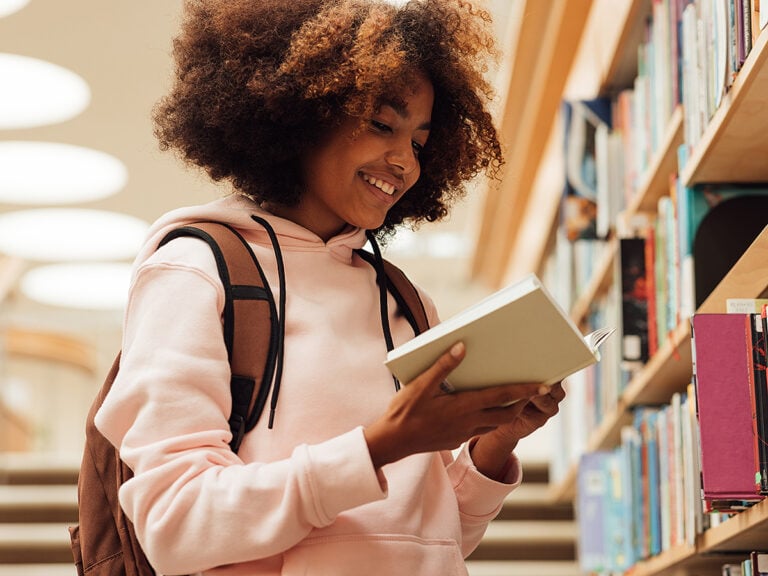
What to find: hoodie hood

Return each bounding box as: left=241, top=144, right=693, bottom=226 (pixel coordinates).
left=133, top=194, right=369, bottom=273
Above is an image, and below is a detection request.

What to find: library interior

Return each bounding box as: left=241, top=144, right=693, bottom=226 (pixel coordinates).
left=1, top=0, right=768, bottom=575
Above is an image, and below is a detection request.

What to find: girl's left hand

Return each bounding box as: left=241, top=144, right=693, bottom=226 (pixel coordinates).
left=488, top=381, right=566, bottom=446
left=469, top=381, right=566, bottom=480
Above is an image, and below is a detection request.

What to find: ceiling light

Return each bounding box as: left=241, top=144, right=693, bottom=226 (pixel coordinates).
left=0, top=53, right=90, bottom=129
left=0, top=141, right=128, bottom=204
left=20, top=262, right=132, bottom=310
left=0, top=0, right=29, bottom=18
left=0, top=208, right=149, bottom=261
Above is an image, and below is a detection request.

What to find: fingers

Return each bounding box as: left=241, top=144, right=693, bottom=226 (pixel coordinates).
left=471, top=382, right=543, bottom=410
left=416, top=341, right=465, bottom=392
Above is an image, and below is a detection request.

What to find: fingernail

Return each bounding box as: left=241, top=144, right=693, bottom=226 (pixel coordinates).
left=450, top=342, right=465, bottom=358
left=538, top=384, right=552, bottom=396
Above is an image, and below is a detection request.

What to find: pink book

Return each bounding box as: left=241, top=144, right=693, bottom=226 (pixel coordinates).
left=691, top=313, right=764, bottom=510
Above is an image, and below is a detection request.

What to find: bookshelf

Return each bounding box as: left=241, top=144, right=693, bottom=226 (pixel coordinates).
left=495, top=0, right=768, bottom=573
left=681, top=26, right=768, bottom=185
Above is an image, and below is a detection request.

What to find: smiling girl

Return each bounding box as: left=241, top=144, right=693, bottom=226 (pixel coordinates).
left=94, top=1, right=565, bottom=574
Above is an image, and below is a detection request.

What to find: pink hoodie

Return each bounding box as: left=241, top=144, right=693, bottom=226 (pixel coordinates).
left=95, top=195, right=522, bottom=575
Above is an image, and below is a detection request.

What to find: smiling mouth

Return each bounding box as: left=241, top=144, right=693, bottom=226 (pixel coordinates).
left=362, top=173, right=397, bottom=196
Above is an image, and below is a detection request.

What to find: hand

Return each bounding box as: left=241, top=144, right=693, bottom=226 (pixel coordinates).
left=469, top=381, right=566, bottom=480
left=364, top=342, right=544, bottom=469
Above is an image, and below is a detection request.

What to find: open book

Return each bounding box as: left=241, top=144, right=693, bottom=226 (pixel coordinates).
left=385, top=273, right=614, bottom=390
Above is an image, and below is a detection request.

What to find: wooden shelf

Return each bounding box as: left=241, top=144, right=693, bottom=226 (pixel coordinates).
left=568, top=239, right=618, bottom=326
left=551, top=226, right=768, bottom=508
left=598, top=0, right=651, bottom=96
left=625, top=106, right=685, bottom=215
left=537, top=0, right=768, bottom=572
left=681, top=28, right=768, bottom=185
left=630, top=499, right=768, bottom=576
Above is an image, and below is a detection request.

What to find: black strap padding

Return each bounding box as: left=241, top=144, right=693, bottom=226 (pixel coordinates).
left=158, top=222, right=278, bottom=452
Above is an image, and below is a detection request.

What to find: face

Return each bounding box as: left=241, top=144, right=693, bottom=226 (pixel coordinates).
left=273, top=73, right=434, bottom=241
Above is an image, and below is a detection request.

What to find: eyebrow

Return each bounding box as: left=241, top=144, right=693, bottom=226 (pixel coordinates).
left=381, top=100, right=432, bottom=132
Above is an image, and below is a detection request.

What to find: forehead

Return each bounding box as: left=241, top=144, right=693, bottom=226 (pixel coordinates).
left=377, top=74, right=434, bottom=118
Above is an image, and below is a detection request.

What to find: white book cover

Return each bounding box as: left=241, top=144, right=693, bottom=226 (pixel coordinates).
left=762, top=0, right=768, bottom=30
left=385, top=273, right=614, bottom=390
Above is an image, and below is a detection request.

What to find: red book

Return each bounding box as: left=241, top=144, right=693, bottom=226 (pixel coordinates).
left=644, top=224, right=658, bottom=358
left=691, top=313, right=765, bottom=510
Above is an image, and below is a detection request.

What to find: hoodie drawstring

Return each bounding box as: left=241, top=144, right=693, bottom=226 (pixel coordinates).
left=250, top=215, right=286, bottom=429
left=365, top=230, right=401, bottom=392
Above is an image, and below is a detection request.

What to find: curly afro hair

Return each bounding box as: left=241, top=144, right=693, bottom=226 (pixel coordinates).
left=154, top=0, right=503, bottom=236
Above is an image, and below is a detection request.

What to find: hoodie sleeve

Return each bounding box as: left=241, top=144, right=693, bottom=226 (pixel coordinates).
left=445, top=444, right=522, bottom=557
left=94, top=238, right=386, bottom=575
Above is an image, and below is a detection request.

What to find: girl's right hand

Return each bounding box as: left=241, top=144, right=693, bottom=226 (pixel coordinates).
left=363, top=342, right=545, bottom=469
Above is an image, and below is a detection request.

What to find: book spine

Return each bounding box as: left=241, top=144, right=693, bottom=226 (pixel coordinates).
left=759, top=307, right=768, bottom=493
left=645, top=224, right=659, bottom=358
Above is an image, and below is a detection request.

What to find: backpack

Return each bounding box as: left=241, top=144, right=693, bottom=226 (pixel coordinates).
left=68, top=220, right=429, bottom=576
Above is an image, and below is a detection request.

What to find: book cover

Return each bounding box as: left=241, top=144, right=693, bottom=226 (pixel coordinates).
left=691, top=313, right=765, bottom=508
left=676, top=183, right=768, bottom=309
left=644, top=223, right=659, bottom=358
left=576, top=451, right=611, bottom=573
left=753, top=310, right=768, bottom=494
left=561, top=98, right=612, bottom=241
left=751, top=550, right=768, bottom=575
left=619, top=237, right=649, bottom=364
left=385, top=273, right=613, bottom=390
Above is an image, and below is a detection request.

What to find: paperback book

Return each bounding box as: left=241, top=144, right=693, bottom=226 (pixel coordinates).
left=385, top=273, right=614, bottom=390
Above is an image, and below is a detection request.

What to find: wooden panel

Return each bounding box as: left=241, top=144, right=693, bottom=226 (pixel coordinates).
left=2, top=327, right=97, bottom=374
left=473, top=0, right=594, bottom=288
left=0, top=255, right=24, bottom=302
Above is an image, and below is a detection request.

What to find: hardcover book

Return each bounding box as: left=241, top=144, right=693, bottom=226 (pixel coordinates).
left=384, top=273, right=614, bottom=391
left=619, top=237, right=649, bottom=364
left=691, top=313, right=765, bottom=509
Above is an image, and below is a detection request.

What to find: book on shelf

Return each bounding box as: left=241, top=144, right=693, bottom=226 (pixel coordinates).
left=691, top=313, right=765, bottom=511
left=619, top=237, right=650, bottom=365
left=721, top=299, right=768, bottom=494
left=576, top=451, right=611, bottom=573
left=755, top=308, right=768, bottom=494
left=560, top=97, right=612, bottom=242
left=751, top=550, right=768, bottom=575
left=384, top=273, right=614, bottom=391
left=674, top=171, right=768, bottom=313
left=763, top=0, right=768, bottom=30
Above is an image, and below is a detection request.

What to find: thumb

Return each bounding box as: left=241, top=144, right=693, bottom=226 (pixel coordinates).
left=414, top=341, right=465, bottom=393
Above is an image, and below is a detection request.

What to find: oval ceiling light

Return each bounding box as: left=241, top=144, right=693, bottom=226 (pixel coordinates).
left=0, top=0, right=30, bottom=18
left=0, top=208, right=149, bottom=261
left=0, top=53, right=90, bottom=129
left=20, top=262, right=132, bottom=310
left=0, top=141, right=128, bottom=204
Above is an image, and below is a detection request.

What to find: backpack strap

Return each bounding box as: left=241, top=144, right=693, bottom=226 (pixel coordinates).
left=380, top=259, right=430, bottom=336
left=159, top=222, right=278, bottom=452
left=354, top=247, right=430, bottom=337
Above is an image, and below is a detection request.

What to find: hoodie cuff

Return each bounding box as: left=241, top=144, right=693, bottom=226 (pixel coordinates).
left=448, top=442, right=522, bottom=520
left=298, top=427, right=388, bottom=526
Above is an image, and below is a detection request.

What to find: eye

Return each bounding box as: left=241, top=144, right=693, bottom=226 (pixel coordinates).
left=412, top=141, right=424, bottom=156
left=370, top=120, right=391, bottom=133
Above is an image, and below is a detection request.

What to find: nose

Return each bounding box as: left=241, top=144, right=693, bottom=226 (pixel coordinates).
left=386, top=139, right=418, bottom=175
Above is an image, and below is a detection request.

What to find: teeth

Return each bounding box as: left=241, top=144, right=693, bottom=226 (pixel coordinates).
left=363, top=174, right=395, bottom=195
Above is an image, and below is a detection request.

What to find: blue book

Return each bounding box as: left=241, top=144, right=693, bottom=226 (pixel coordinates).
left=577, top=451, right=611, bottom=572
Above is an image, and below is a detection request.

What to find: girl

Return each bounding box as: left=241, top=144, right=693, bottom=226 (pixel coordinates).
left=96, top=1, right=566, bottom=574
